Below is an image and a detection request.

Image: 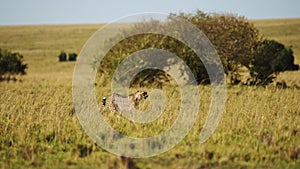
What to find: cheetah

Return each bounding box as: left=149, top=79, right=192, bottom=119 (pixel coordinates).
left=102, top=91, right=148, bottom=112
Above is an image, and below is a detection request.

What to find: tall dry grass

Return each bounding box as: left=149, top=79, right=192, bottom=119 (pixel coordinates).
left=0, top=19, right=299, bottom=168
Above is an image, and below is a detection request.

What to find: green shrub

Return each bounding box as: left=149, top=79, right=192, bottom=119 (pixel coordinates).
left=248, top=40, right=299, bottom=85
left=68, top=53, right=77, bottom=61
left=58, top=51, right=67, bottom=62
left=0, top=48, right=27, bottom=81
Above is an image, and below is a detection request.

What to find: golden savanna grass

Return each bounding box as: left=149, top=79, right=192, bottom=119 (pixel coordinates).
left=0, top=19, right=300, bottom=168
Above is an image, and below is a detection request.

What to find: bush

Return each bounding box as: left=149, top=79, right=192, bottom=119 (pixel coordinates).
left=58, top=52, right=77, bottom=62
left=248, top=40, right=299, bottom=85
left=68, top=53, right=77, bottom=61
left=58, top=51, right=67, bottom=62
left=0, top=48, right=27, bottom=81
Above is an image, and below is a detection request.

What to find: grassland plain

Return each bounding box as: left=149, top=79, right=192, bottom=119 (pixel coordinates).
left=0, top=18, right=299, bottom=169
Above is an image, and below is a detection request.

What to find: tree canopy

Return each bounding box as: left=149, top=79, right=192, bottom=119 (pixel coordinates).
left=99, top=10, right=299, bottom=86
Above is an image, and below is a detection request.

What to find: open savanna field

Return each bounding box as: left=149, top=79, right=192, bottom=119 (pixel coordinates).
left=0, top=18, right=300, bottom=169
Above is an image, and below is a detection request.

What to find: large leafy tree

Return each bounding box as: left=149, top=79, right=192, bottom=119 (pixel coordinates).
left=172, top=10, right=262, bottom=84
left=99, top=10, right=298, bottom=86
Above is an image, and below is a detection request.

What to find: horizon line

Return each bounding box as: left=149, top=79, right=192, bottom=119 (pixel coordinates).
left=1, top=16, right=300, bottom=27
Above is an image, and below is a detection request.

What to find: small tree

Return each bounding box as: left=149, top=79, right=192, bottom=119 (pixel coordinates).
left=0, top=48, right=27, bottom=81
